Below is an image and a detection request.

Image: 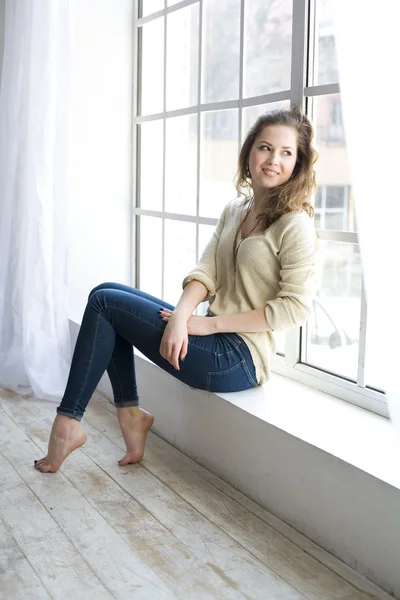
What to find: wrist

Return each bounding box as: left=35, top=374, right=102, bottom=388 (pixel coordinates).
left=171, top=309, right=191, bottom=322
left=210, top=316, right=221, bottom=333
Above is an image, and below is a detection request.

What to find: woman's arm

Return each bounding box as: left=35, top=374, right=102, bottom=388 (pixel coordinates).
left=211, top=309, right=271, bottom=333
left=172, top=280, right=208, bottom=321
left=160, top=307, right=271, bottom=335
left=159, top=280, right=208, bottom=370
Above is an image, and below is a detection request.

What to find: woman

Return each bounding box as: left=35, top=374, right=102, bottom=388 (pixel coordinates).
left=35, top=107, right=318, bottom=473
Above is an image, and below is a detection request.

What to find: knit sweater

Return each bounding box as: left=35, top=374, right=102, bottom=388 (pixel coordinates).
left=182, top=197, right=319, bottom=384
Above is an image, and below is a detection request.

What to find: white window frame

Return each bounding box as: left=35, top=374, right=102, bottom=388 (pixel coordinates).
left=132, top=0, right=387, bottom=418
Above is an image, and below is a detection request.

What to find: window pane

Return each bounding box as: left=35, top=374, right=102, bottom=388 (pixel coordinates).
left=164, top=220, right=196, bottom=304
left=274, top=332, right=285, bottom=355
left=365, top=301, right=385, bottom=392
left=324, top=212, right=346, bottom=230
left=202, top=0, right=240, bottom=103
left=312, top=95, right=356, bottom=232
left=141, top=0, right=164, bottom=18
left=167, top=0, right=180, bottom=6
left=139, top=120, right=163, bottom=211
left=326, top=186, right=346, bottom=208
left=166, top=5, right=199, bottom=111
left=244, top=0, right=292, bottom=98
left=197, top=224, right=217, bottom=315
left=242, top=101, right=290, bottom=140
left=139, top=216, right=163, bottom=299
left=200, top=110, right=238, bottom=218
left=140, top=18, right=164, bottom=116
left=303, top=241, right=362, bottom=381
left=199, top=224, right=216, bottom=257
left=165, top=115, right=197, bottom=215
left=311, top=0, right=339, bottom=85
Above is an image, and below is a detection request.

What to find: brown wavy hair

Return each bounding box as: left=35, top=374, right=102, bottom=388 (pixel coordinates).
left=235, top=107, right=318, bottom=232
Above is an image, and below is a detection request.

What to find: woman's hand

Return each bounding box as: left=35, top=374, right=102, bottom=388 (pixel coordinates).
left=159, top=313, right=188, bottom=370
left=159, top=308, right=215, bottom=336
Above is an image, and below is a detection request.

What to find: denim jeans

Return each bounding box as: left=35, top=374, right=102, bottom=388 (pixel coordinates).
left=57, top=282, right=258, bottom=421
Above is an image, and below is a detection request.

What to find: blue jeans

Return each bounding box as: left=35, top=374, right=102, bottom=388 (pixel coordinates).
left=57, top=282, right=258, bottom=421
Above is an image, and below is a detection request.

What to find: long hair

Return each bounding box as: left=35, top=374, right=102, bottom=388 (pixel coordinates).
left=235, top=107, right=318, bottom=233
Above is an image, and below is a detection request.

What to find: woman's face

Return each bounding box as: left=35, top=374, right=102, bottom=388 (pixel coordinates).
left=248, top=125, right=298, bottom=194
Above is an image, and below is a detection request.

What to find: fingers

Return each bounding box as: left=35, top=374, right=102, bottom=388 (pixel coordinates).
left=158, top=310, right=188, bottom=370
left=171, top=346, right=180, bottom=370
left=159, top=308, right=171, bottom=322
left=180, top=337, right=188, bottom=362
left=159, top=335, right=180, bottom=370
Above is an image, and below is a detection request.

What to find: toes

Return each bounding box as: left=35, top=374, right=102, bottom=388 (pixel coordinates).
left=118, top=453, right=142, bottom=466
left=38, top=463, right=57, bottom=473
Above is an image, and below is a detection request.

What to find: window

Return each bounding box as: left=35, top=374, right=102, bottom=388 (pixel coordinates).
left=134, top=0, right=386, bottom=417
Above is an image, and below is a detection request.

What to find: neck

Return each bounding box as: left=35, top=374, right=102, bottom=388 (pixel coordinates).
left=251, top=190, right=269, bottom=215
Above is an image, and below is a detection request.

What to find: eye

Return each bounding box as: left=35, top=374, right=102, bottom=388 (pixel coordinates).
left=283, top=150, right=292, bottom=156
left=259, top=144, right=271, bottom=151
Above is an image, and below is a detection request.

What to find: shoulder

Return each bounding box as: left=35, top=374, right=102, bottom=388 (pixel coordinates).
left=269, top=211, right=318, bottom=255
left=224, top=197, right=248, bottom=214
left=217, top=197, right=248, bottom=223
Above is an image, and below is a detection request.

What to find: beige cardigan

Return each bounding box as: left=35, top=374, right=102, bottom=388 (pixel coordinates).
left=182, top=198, right=319, bottom=384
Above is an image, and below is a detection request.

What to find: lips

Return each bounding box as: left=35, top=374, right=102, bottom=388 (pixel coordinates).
left=262, top=168, right=279, bottom=177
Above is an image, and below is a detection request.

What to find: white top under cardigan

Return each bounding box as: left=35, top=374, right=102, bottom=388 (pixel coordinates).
left=182, top=198, right=319, bottom=384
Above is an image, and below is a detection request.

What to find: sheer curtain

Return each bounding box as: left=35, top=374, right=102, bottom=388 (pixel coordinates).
left=0, top=0, right=71, bottom=401
left=333, top=1, right=400, bottom=442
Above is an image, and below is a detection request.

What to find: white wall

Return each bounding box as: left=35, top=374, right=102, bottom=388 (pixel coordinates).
left=67, top=0, right=133, bottom=323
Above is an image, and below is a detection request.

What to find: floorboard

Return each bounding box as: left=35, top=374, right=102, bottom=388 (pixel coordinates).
left=0, top=388, right=394, bottom=600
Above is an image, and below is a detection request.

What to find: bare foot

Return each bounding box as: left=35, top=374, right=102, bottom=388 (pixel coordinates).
left=34, top=414, right=87, bottom=473
left=117, top=406, right=154, bottom=466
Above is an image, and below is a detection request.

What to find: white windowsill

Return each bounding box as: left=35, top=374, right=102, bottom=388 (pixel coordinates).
left=136, top=349, right=400, bottom=491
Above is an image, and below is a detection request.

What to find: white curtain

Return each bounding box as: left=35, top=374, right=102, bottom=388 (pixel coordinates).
left=333, top=2, right=400, bottom=442
left=0, top=0, right=71, bottom=402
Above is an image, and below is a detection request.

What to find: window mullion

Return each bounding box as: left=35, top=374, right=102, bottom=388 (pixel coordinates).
left=357, top=277, right=368, bottom=387
left=286, top=0, right=308, bottom=364
left=133, top=6, right=141, bottom=289
left=290, top=0, right=308, bottom=110
left=161, top=1, right=167, bottom=299
left=238, top=0, right=245, bottom=150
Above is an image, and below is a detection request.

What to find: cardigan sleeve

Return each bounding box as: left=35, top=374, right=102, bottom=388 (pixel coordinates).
left=182, top=203, right=229, bottom=301
left=265, top=215, right=319, bottom=332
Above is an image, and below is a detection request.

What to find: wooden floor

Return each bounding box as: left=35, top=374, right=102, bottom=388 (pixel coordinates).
left=0, top=389, right=394, bottom=600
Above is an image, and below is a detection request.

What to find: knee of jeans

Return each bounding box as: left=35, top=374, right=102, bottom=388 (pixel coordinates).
left=88, top=282, right=115, bottom=301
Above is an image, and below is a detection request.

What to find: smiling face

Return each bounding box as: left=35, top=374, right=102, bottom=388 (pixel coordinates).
left=248, top=125, right=298, bottom=195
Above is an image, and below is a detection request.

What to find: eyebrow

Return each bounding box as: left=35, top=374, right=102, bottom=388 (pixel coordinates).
left=258, top=140, right=295, bottom=151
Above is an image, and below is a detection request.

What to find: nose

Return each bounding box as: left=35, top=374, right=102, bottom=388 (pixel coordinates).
left=266, top=151, right=279, bottom=165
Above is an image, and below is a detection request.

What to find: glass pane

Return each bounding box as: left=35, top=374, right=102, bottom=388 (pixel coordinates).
left=365, top=300, right=385, bottom=392
left=324, top=212, right=346, bottom=230
left=140, top=216, right=163, bottom=299
left=242, top=101, right=291, bottom=140
left=167, top=0, right=180, bottom=6
left=202, top=0, right=240, bottom=103
left=140, top=18, right=164, bottom=116
left=274, top=331, right=285, bottom=355
left=139, top=120, right=163, bottom=211
left=165, top=115, right=197, bottom=215
left=326, top=186, right=346, bottom=208
left=166, top=5, right=199, bottom=111
left=164, top=220, right=196, bottom=304
left=312, top=95, right=356, bottom=232
left=199, top=224, right=216, bottom=258
left=200, top=109, right=238, bottom=218
left=244, top=0, right=292, bottom=98
left=303, top=240, right=362, bottom=381
left=196, top=224, right=217, bottom=315
left=312, top=0, right=339, bottom=85
left=141, top=0, right=164, bottom=18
